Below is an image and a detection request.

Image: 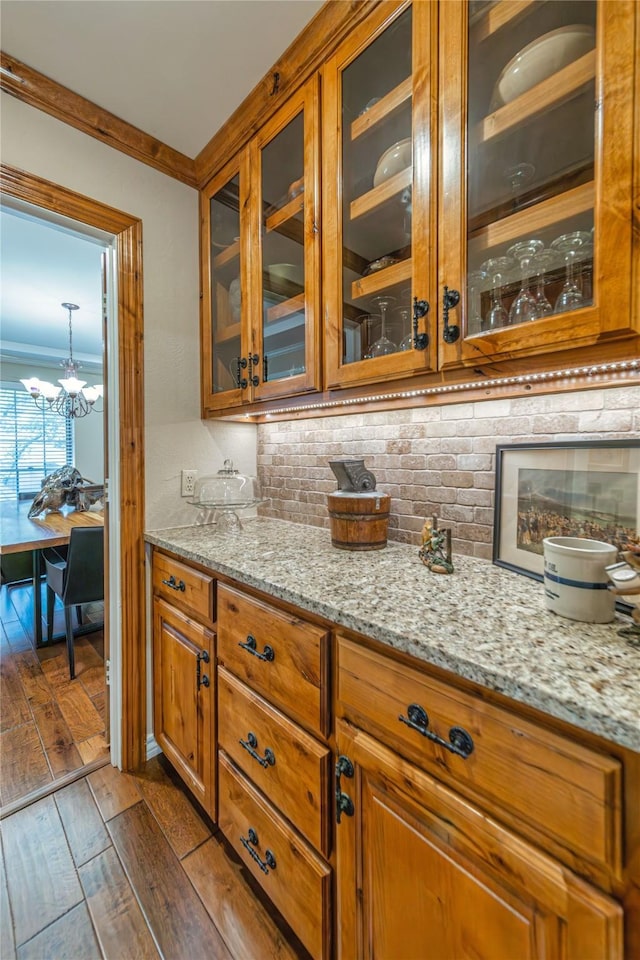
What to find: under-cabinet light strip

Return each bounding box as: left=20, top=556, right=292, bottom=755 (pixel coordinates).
left=251, top=359, right=640, bottom=418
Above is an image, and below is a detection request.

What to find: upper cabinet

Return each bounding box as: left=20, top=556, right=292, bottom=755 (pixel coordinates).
left=323, top=2, right=437, bottom=389
left=199, top=0, right=638, bottom=418
left=201, top=78, right=321, bottom=413
left=438, top=0, right=637, bottom=369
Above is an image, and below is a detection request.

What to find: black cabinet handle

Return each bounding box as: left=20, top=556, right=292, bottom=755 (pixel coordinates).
left=196, top=649, right=210, bottom=691
left=238, top=634, right=275, bottom=662
left=161, top=575, right=185, bottom=592
left=335, top=754, right=354, bottom=823
left=240, top=828, right=276, bottom=875
left=412, top=297, right=429, bottom=350
left=399, top=703, right=474, bottom=758
left=240, top=731, right=276, bottom=768
left=442, top=286, right=461, bottom=344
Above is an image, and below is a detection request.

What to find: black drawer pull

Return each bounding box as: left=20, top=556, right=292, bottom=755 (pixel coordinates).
left=240, top=828, right=276, bottom=875
left=161, top=575, right=185, bottom=592
left=240, top=731, right=276, bottom=768
left=399, top=703, right=474, bottom=759
left=238, top=634, right=275, bottom=662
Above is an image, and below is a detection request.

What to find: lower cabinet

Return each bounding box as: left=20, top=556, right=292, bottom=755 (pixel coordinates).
left=335, top=718, right=623, bottom=960
left=151, top=550, right=216, bottom=818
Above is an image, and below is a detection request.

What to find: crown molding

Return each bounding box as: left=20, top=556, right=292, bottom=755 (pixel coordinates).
left=1, top=51, right=197, bottom=188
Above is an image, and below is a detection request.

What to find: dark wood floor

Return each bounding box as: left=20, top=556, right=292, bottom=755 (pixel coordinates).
left=1, top=755, right=307, bottom=959
left=0, top=582, right=108, bottom=809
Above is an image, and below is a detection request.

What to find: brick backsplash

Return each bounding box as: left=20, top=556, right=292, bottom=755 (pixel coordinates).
left=257, top=385, right=640, bottom=560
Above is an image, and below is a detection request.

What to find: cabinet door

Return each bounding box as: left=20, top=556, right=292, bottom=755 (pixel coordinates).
left=201, top=151, right=251, bottom=412
left=335, top=720, right=623, bottom=960
left=153, top=598, right=215, bottom=816
left=438, top=0, right=637, bottom=370
left=323, top=1, right=438, bottom=390
left=248, top=76, right=321, bottom=401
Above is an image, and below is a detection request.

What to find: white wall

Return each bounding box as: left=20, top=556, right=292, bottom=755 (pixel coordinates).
left=0, top=96, right=257, bottom=529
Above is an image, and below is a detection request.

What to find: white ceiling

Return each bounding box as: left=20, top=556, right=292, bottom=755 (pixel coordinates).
left=0, top=0, right=324, bottom=366
left=1, top=0, right=325, bottom=158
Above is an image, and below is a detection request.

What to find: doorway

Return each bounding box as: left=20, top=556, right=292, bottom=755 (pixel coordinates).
left=1, top=163, right=147, bottom=781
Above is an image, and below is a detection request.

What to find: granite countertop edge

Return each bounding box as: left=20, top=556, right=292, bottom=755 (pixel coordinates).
left=145, top=518, right=640, bottom=753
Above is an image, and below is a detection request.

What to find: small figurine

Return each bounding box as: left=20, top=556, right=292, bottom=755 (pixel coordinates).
left=419, top=515, right=454, bottom=574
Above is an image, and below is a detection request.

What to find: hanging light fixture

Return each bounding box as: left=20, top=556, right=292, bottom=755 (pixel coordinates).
left=20, top=302, right=103, bottom=419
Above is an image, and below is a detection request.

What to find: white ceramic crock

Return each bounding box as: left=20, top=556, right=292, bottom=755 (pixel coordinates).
left=542, top=536, right=618, bottom=623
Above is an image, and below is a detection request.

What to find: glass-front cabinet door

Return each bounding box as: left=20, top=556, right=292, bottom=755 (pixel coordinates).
left=201, top=79, right=320, bottom=412
left=323, top=2, right=437, bottom=390
left=438, top=0, right=637, bottom=370
left=248, top=78, right=321, bottom=401
left=201, top=154, right=248, bottom=412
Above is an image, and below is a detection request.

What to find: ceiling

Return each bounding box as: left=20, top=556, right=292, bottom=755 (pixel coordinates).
left=0, top=0, right=324, bottom=367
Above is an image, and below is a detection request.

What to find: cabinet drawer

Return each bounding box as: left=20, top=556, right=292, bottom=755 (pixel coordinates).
left=218, top=667, right=330, bottom=856
left=152, top=550, right=214, bottom=622
left=218, top=752, right=331, bottom=960
left=337, top=635, right=622, bottom=878
left=217, top=584, right=329, bottom=735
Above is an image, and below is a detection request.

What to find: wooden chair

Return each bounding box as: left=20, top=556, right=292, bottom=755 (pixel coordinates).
left=43, top=526, right=104, bottom=679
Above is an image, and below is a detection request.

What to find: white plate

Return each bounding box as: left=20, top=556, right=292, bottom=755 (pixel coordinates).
left=373, top=138, right=412, bottom=188
left=493, top=24, right=595, bottom=108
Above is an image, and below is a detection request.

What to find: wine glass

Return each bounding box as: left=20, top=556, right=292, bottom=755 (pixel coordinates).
left=529, top=249, right=559, bottom=319
left=467, top=269, right=487, bottom=334
left=506, top=239, right=543, bottom=324
left=394, top=305, right=413, bottom=351
left=361, top=314, right=382, bottom=359
left=576, top=242, right=594, bottom=305
left=480, top=257, right=514, bottom=330
left=551, top=231, right=591, bottom=313
left=369, top=295, right=398, bottom=356
left=503, top=163, right=535, bottom=210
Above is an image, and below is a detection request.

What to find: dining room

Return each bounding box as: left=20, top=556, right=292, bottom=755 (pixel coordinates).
left=0, top=204, right=110, bottom=813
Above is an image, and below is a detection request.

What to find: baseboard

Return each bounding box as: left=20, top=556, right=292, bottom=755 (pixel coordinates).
left=146, top=734, right=162, bottom=761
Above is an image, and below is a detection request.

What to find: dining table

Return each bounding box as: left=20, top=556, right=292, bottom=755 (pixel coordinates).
left=0, top=499, right=104, bottom=646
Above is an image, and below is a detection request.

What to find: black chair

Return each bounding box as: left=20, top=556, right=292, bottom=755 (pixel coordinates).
left=43, top=526, right=104, bottom=679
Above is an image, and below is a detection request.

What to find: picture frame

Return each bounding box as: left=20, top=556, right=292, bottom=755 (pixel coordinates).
left=493, top=440, right=640, bottom=587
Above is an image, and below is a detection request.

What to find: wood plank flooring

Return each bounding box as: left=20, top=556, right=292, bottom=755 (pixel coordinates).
left=0, top=583, right=108, bottom=809
left=0, top=756, right=309, bottom=959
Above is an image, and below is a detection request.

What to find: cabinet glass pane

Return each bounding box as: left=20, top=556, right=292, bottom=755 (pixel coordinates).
left=466, top=0, right=596, bottom=335
left=210, top=174, right=241, bottom=393
left=341, top=7, right=413, bottom=364
left=261, top=112, right=306, bottom=383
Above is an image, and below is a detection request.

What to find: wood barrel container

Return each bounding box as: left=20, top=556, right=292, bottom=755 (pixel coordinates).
left=327, top=491, right=390, bottom=550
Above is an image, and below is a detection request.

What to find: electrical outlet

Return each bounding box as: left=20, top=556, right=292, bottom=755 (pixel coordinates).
left=181, top=469, right=198, bottom=497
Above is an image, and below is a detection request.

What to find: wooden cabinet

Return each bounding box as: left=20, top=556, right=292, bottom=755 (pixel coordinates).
left=199, top=0, right=639, bottom=418
left=438, top=0, right=638, bottom=371
left=335, top=718, right=623, bottom=960
left=216, top=583, right=332, bottom=960
left=322, top=2, right=437, bottom=389
left=151, top=549, right=216, bottom=817
left=200, top=77, right=321, bottom=413
left=335, top=633, right=628, bottom=960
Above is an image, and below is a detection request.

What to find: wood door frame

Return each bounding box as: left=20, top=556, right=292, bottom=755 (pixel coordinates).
left=1, top=163, right=146, bottom=771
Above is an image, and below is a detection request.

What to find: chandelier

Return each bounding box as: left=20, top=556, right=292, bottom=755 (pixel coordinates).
left=20, top=302, right=103, bottom=419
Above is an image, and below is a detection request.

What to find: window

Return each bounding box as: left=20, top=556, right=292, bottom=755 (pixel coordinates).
left=0, top=383, right=74, bottom=501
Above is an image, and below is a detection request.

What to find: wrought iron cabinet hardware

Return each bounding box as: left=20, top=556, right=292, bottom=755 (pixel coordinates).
left=151, top=548, right=216, bottom=819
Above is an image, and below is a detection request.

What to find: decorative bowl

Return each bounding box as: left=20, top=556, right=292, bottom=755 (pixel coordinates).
left=373, top=138, right=412, bottom=188
left=492, top=24, right=595, bottom=108
left=267, top=262, right=304, bottom=286
left=363, top=255, right=398, bottom=276
left=287, top=176, right=305, bottom=201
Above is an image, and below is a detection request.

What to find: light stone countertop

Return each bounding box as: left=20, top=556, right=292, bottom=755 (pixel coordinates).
left=145, top=517, right=640, bottom=752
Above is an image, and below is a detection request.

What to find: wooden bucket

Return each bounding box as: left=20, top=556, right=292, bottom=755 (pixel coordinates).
left=327, top=492, right=390, bottom=550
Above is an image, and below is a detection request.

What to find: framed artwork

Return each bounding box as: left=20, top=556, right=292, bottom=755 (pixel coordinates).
left=493, top=440, right=640, bottom=583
